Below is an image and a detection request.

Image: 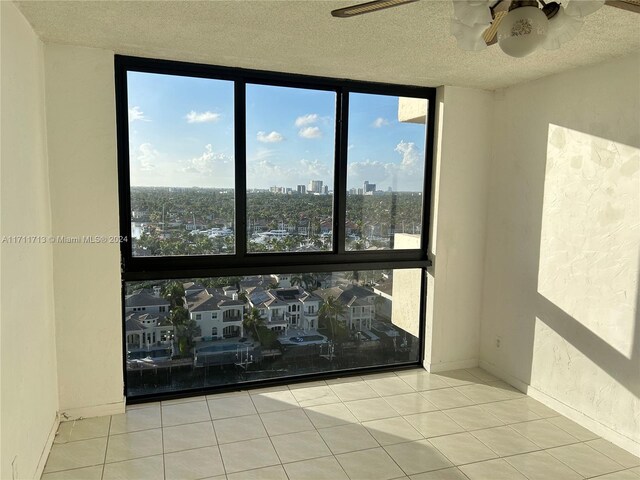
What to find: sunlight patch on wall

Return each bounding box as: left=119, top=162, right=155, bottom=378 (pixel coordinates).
left=537, top=124, right=639, bottom=359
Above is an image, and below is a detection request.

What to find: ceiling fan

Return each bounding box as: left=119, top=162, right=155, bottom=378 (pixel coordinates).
left=331, top=0, right=640, bottom=57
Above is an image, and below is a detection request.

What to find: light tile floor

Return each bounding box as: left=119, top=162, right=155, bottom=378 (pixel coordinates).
left=42, top=368, right=640, bottom=480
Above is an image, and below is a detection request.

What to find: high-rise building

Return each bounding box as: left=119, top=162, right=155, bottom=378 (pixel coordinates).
left=308, top=180, right=323, bottom=194
left=323, top=185, right=329, bottom=195
left=364, top=181, right=376, bottom=194
left=297, top=185, right=306, bottom=195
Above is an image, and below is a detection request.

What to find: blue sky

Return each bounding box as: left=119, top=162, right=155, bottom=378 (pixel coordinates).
left=128, top=72, right=427, bottom=191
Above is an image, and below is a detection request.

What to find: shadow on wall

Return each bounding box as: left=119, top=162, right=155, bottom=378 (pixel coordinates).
left=488, top=120, right=639, bottom=435
left=534, top=124, right=639, bottom=396
left=535, top=291, right=640, bottom=399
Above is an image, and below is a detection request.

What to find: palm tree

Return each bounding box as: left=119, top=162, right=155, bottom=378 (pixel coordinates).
left=291, top=273, right=315, bottom=290
left=309, top=272, right=330, bottom=289
left=291, top=274, right=303, bottom=288
left=243, top=307, right=266, bottom=343
left=169, top=306, right=189, bottom=327
left=319, top=296, right=347, bottom=340
left=162, top=281, right=185, bottom=309
left=243, top=308, right=279, bottom=348
left=175, top=319, right=201, bottom=355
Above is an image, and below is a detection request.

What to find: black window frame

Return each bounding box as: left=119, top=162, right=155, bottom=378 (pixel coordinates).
left=115, top=55, right=436, bottom=402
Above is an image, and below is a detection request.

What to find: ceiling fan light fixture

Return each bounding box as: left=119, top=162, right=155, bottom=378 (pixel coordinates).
left=563, top=0, right=605, bottom=18
left=451, top=19, right=491, bottom=50
left=497, top=2, right=549, bottom=57
left=452, top=0, right=493, bottom=26
left=542, top=5, right=584, bottom=49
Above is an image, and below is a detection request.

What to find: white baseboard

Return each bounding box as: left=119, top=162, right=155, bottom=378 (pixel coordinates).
left=479, top=360, right=640, bottom=457
left=59, top=397, right=125, bottom=421
left=34, top=412, right=60, bottom=480
left=424, top=358, right=479, bottom=373
left=478, top=360, right=529, bottom=392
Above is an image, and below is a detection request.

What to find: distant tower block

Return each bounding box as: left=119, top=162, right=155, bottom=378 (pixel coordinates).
left=308, top=180, right=323, bottom=194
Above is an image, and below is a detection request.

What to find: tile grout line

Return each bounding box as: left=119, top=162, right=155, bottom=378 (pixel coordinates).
left=583, top=439, right=640, bottom=471
left=46, top=369, right=639, bottom=480
left=543, top=441, right=627, bottom=479
left=160, top=403, right=166, bottom=480
left=295, top=376, right=402, bottom=477
left=204, top=396, right=227, bottom=476
left=303, top=407, right=377, bottom=478
left=100, top=415, right=112, bottom=480
left=247, top=388, right=293, bottom=477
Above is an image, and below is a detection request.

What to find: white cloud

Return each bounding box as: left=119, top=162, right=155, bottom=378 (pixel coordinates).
left=347, top=140, right=424, bottom=191
left=295, top=113, right=319, bottom=127
left=348, top=144, right=355, bottom=151
left=298, top=126, right=322, bottom=139
left=347, top=159, right=387, bottom=183
left=181, top=144, right=232, bottom=174
left=257, top=131, right=284, bottom=143
left=372, top=117, right=389, bottom=128
left=129, top=106, right=149, bottom=122
left=185, top=110, right=221, bottom=124
left=395, top=140, right=420, bottom=167
left=249, top=148, right=276, bottom=163
left=133, top=143, right=158, bottom=171
left=300, top=159, right=332, bottom=178
left=247, top=156, right=333, bottom=189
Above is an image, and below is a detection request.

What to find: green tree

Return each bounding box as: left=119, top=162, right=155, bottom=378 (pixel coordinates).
left=162, top=281, right=185, bottom=309
left=243, top=308, right=279, bottom=348
left=175, top=319, right=201, bottom=355
left=291, top=273, right=315, bottom=290
left=169, top=306, right=189, bottom=327
left=319, top=296, right=348, bottom=341
left=243, top=307, right=265, bottom=343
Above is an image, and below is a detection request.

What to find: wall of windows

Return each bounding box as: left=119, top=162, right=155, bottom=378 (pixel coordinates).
left=116, top=55, right=435, bottom=401
left=125, top=269, right=423, bottom=397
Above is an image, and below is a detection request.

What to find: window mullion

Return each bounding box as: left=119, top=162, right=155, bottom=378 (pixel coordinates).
left=335, top=89, right=349, bottom=255
left=421, top=90, right=437, bottom=256
left=234, top=80, right=247, bottom=259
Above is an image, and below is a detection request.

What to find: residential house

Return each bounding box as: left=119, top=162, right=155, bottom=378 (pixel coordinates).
left=247, top=286, right=322, bottom=334
left=124, top=312, right=174, bottom=357
left=185, top=288, right=244, bottom=340
left=315, top=284, right=378, bottom=331
left=183, top=282, right=206, bottom=297
left=124, top=287, right=170, bottom=314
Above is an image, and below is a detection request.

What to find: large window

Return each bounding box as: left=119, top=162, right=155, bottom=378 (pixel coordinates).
left=245, top=84, right=336, bottom=253
left=116, top=56, right=435, bottom=402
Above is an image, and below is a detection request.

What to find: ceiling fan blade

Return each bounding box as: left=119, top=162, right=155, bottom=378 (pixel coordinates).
left=483, top=10, right=507, bottom=45
left=605, top=0, right=640, bottom=13
left=331, top=0, right=419, bottom=18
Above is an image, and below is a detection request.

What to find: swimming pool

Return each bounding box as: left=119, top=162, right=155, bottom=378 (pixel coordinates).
left=197, top=343, right=249, bottom=353
left=289, top=335, right=325, bottom=343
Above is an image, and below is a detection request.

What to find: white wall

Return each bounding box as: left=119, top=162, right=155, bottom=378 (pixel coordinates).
left=0, top=3, right=59, bottom=478
left=44, top=44, right=124, bottom=418
left=425, top=86, right=493, bottom=372
left=481, top=53, right=640, bottom=453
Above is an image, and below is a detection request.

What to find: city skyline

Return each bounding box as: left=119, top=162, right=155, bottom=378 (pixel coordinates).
left=127, top=72, right=428, bottom=191
left=130, top=178, right=408, bottom=195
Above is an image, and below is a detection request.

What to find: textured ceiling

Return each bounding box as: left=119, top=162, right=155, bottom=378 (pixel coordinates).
left=14, top=0, right=640, bottom=90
